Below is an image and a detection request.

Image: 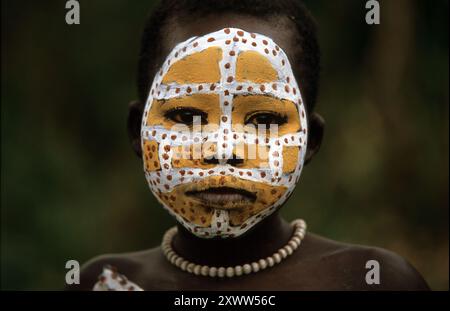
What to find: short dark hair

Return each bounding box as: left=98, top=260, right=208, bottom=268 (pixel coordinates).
left=137, top=0, right=320, bottom=113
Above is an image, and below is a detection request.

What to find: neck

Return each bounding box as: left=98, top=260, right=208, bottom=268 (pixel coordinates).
left=171, top=211, right=293, bottom=267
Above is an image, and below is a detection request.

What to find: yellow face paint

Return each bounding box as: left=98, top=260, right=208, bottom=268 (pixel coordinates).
left=141, top=28, right=308, bottom=238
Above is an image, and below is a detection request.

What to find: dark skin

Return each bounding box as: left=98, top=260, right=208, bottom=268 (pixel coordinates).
left=70, top=14, right=430, bottom=291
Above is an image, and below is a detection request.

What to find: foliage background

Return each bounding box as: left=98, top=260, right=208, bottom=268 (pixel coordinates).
left=1, top=0, right=448, bottom=290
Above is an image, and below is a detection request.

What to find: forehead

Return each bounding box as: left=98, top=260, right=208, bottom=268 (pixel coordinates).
left=161, top=46, right=278, bottom=85
left=147, top=27, right=302, bottom=116
left=163, top=13, right=297, bottom=66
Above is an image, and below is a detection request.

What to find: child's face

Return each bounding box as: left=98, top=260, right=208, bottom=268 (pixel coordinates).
left=140, top=19, right=308, bottom=239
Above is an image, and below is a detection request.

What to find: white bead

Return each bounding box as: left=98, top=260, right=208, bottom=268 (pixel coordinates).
left=267, top=257, right=274, bottom=267
left=201, top=265, right=209, bottom=276
left=187, top=263, right=195, bottom=273
left=273, top=253, right=281, bottom=263
left=258, top=259, right=267, bottom=270
left=285, top=245, right=293, bottom=255
left=226, top=267, right=235, bottom=277
left=209, top=267, right=217, bottom=277
left=251, top=262, right=260, bottom=273
left=162, top=247, right=171, bottom=254
left=218, top=267, right=226, bottom=278
left=243, top=264, right=252, bottom=274
left=180, top=260, right=188, bottom=271
left=170, top=255, right=178, bottom=264
left=235, top=265, right=243, bottom=276
left=292, top=236, right=301, bottom=245
left=175, top=257, right=183, bottom=267
left=279, top=249, right=287, bottom=258
left=288, top=240, right=298, bottom=250
left=166, top=250, right=175, bottom=260
left=193, top=265, right=201, bottom=275
left=292, top=219, right=302, bottom=227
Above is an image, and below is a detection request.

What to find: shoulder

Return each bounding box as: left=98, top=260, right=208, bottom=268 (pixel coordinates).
left=298, top=233, right=430, bottom=290
left=66, top=246, right=165, bottom=291
left=353, top=245, right=430, bottom=290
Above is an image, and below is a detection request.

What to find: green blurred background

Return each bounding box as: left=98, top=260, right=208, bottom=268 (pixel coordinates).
left=1, top=0, right=448, bottom=290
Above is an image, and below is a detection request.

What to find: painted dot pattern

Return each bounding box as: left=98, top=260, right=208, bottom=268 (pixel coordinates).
left=93, top=266, right=143, bottom=291
left=141, top=28, right=308, bottom=239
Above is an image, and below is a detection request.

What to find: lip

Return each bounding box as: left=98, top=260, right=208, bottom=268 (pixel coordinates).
left=185, top=186, right=257, bottom=208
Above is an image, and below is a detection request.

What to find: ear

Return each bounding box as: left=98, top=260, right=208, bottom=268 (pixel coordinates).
left=127, top=100, right=144, bottom=158
left=304, top=112, right=324, bottom=165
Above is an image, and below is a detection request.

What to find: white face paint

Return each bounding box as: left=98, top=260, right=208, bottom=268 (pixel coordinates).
left=141, top=28, right=308, bottom=239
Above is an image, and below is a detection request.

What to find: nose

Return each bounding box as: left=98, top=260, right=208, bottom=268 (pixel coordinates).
left=203, top=152, right=244, bottom=166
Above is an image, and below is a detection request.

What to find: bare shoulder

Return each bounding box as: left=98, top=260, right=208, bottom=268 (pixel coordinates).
left=353, top=244, right=430, bottom=290
left=297, top=233, right=430, bottom=290
left=66, top=246, right=166, bottom=291
left=67, top=233, right=430, bottom=291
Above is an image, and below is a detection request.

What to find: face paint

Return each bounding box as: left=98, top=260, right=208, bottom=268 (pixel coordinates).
left=141, top=28, right=308, bottom=239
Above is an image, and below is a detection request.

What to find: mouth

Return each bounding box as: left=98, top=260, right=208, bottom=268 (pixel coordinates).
left=185, top=186, right=257, bottom=208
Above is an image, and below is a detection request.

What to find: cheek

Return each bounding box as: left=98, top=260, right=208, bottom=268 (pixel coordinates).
left=143, top=140, right=160, bottom=171
left=171, top=144, right=215, bottom=169
left=282, top=146, right=300, bottom=173
left=228, top=183, right=287, bottom=227
left=156, top=188, right=215, bottom=227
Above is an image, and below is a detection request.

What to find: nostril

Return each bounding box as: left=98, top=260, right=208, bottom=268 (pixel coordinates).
left=203, top=153, right=244, bottom=166
left=226, top=154, right=244, bottom=166
left=203, top=156, right=219, bottom=165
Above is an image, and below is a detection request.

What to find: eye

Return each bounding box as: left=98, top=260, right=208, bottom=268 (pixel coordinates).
left=245, top=112, right=287, bottom=128
left=165, top=107, right=208, bottom=125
